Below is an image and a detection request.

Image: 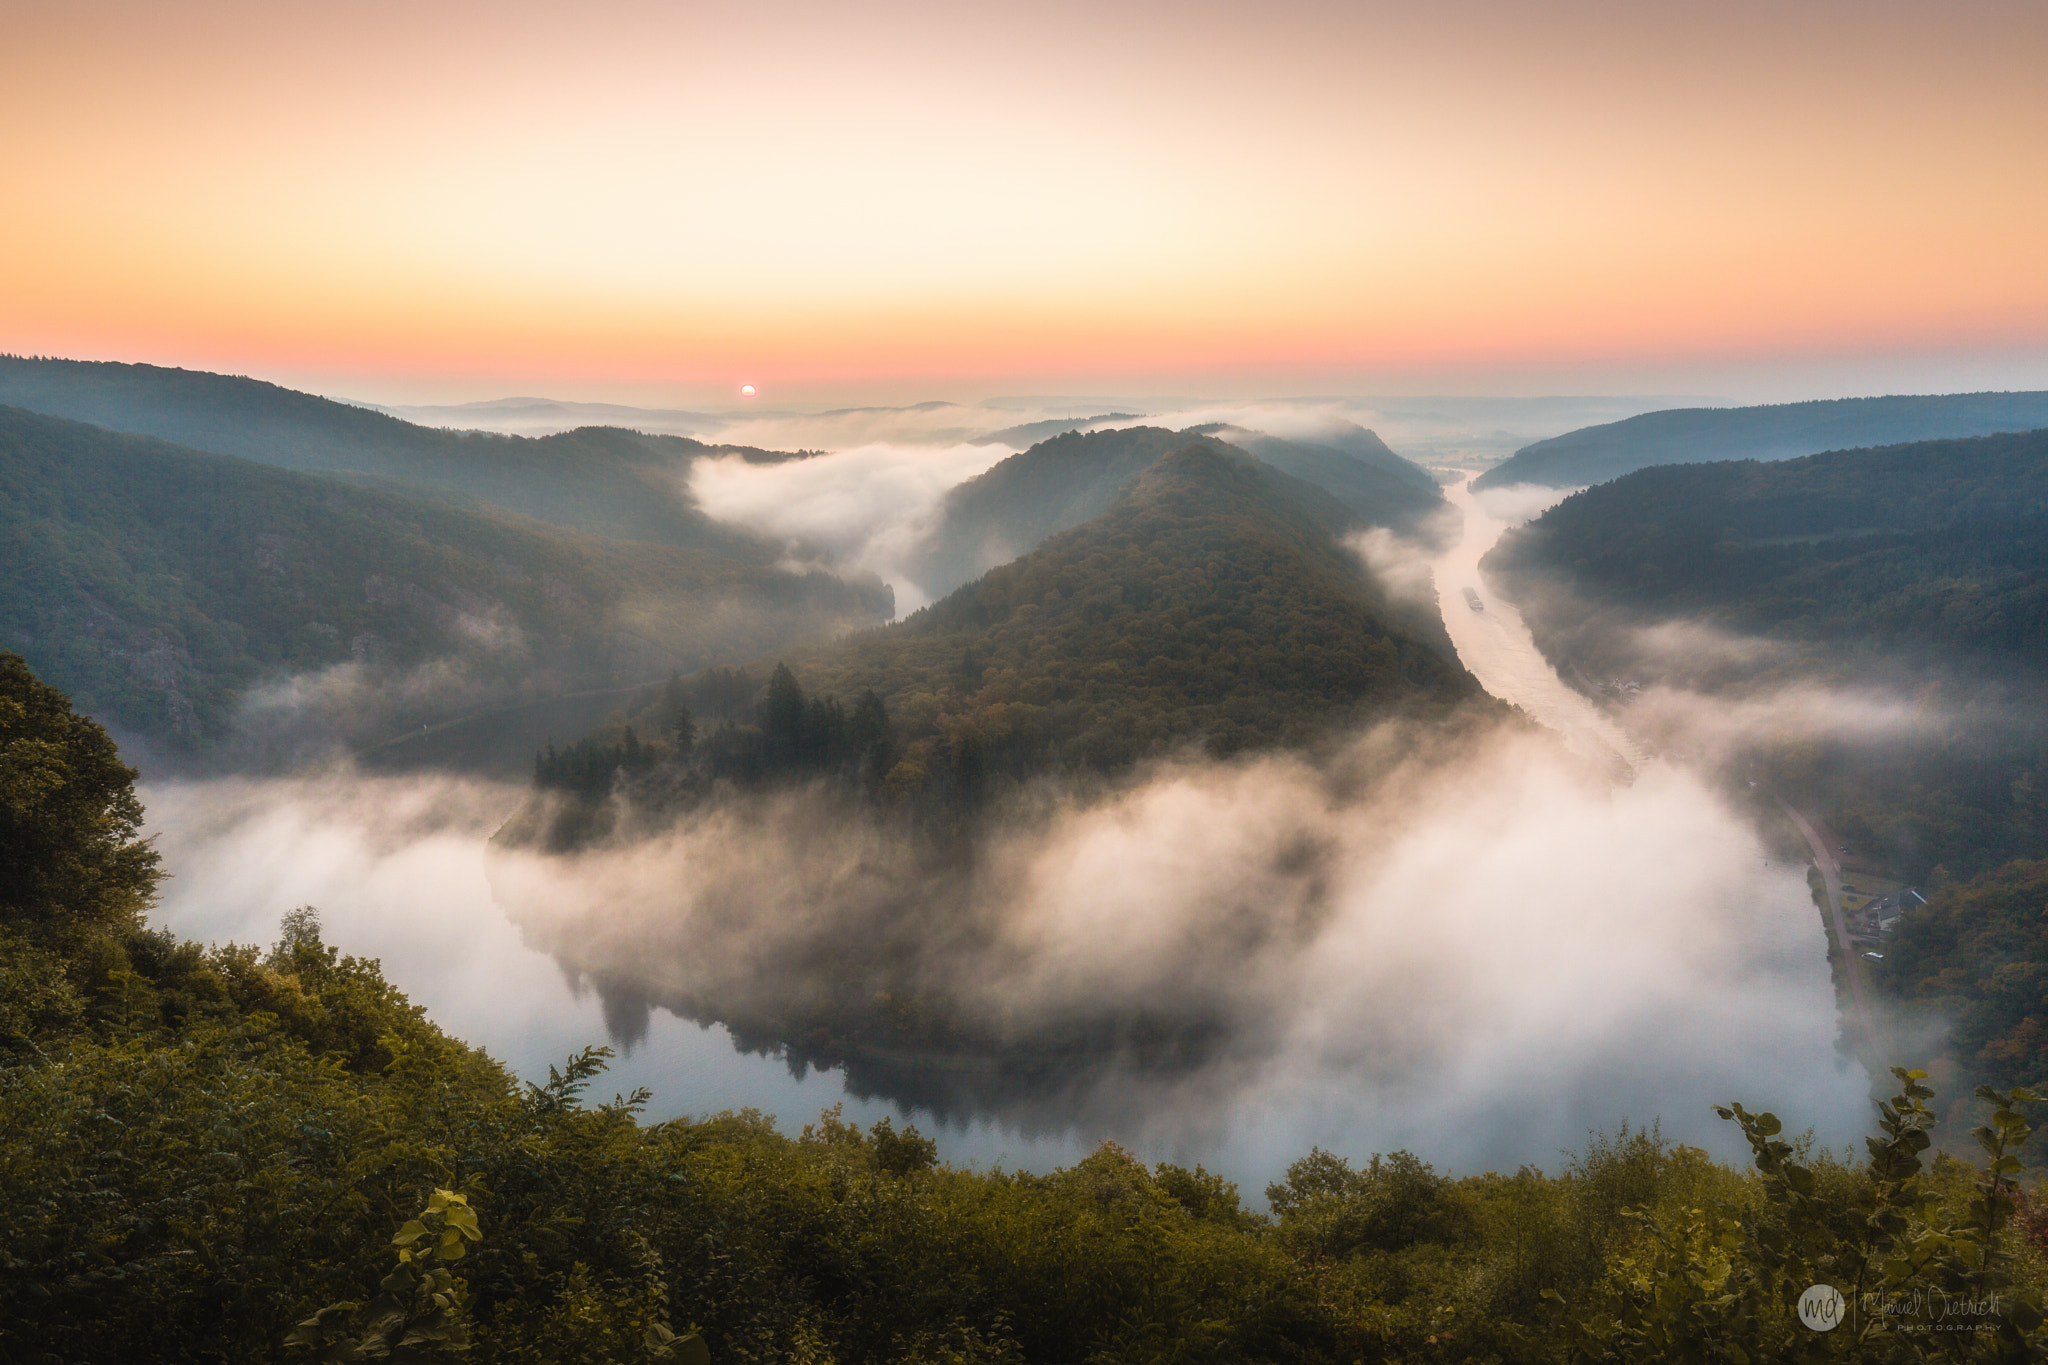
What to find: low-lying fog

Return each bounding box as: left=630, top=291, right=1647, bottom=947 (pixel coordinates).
left=141, top=404, right=1875, bottom=1198
left=689, top=440, right=1010, bottom=613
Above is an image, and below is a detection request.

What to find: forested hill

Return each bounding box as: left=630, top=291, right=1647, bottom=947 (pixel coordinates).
left=0, top=355, right=801, bottom=553
left=7, top=652, right=2044, bottom=1362
left=1190, top=420, right=1439, bottom=495
left=0, top=405, right=889, bottom=753
left=1484, top=428, right=2048, bottom=886
left=1472, top=389, right=2048, bottom=491
left=791, top=440, right=1479, bottom=776
left=1186, top=424, right=1445, bottom=529
left=1484, top=429, right=2048, bottom=679
left=912, top=424, right=1442, bottom=597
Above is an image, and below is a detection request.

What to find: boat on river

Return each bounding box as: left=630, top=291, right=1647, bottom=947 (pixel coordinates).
left=1462, top=587, right=1484, bottom=611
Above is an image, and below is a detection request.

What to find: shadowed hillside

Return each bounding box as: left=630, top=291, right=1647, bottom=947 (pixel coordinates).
left=508, top=439, right=1480, bottom=851
left=1186, top=423, right=1445, bottom=535
left=799, top=440, right=1474, bottom=777
left=1484, top=429, right=2048, bottom=684
left=913, top=424, right=1443, bottom=597
left=0, top=355, right=808, bottom=553
left=0, top=405, right=890, bottom=758
left=1483, top=431, right=2048, bottom=1106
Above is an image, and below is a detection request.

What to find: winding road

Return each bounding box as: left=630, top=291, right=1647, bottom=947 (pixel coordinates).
left=1779, top=801, right=1887, bottom=1072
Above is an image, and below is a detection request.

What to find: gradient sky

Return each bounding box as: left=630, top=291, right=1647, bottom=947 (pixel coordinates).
left=5, top=0, right=2046, bottom=404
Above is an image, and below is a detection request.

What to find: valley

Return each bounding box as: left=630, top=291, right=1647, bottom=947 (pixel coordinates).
left=12, top=7, right=2048, bottom=1354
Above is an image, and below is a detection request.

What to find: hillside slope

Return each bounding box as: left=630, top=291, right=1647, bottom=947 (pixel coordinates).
left=499, top=442, right=1488, bottom=1096
left=1483, top=428, right=2048, bottom=879
left=781, top=439, right=1477, bottom=777
left=1188, top=424, right=1443, bottom=530
left=1484, top=429, right=2048, bottom=678
left=1473, top=390, right=2048, bottom=491
left=0, top=406, right=889, bottom=755
left=912, top=425, right=1442, bottom=598
left=0, top=355, right=800, bottom=553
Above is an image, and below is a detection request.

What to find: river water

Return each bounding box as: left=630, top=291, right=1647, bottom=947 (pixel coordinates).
left=142, top=473, right=1862, bottom=1182
left=1431, top=478, right=1655, bottom=772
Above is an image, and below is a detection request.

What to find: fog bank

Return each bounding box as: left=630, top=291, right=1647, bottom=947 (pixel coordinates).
left=690, top=441, right=1013, bottom=613
left=489, top=715, right=1870, bottom=1178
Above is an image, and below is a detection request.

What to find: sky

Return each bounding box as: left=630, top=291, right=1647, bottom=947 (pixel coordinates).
left=5, top=0, right=2047, bottom=406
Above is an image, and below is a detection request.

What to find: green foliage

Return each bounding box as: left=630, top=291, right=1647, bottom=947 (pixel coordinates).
left=1544, top=1069, right=2047, bottom=1362
left=0, top=652, right=160, bottom=945
left=0, top=404, right=889, bottom=748
left=1874, top=859, right=2048, bottom=1093
left=1266, top=1148, right=1470, bottom=1260
left=287, top=1188, right=485, bottom=1362
left=5, top=656, right=2047, bottom=1363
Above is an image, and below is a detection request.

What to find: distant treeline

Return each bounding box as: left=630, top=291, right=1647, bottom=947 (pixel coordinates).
left=1475, top=389, right=2048, bottom=490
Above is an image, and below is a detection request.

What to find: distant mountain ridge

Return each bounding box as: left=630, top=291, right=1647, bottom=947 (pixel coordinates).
left=0, top=355, right=805, bottom=554
left=0, top=405, right=889, bottom=758
left=1473, top=390, right=2048, bottom=491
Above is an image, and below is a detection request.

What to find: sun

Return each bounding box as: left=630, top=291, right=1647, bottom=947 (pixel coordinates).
left=739, top=384, right=757, bottom=398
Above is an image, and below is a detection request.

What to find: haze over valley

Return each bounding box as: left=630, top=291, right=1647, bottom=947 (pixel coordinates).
left=12, top=360, right=2038, bottom=1175
left=7, top=3, right=2047, bottom=1357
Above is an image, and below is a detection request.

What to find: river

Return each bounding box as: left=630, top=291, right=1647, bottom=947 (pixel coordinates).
left=1430, top=478, right=1655, bottom=772
left=141, top=473, right=1863, bottom=1182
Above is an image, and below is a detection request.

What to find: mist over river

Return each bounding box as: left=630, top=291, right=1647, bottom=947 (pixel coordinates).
left=142, top=470, right=1869, bottom=1193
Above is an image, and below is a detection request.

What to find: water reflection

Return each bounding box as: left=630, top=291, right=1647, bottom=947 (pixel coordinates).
left=139, top=470, right=1861, bottom=1191
left=1433, top=478, right=1655, bottom=772
left=141, top=772, right=1087, bottom=1172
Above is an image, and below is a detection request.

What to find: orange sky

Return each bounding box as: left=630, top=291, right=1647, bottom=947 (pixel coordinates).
left=4, top=0, right=2046, bottom=405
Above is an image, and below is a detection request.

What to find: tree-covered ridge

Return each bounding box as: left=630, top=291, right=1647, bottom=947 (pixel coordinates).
left=1473, top=389, right=2048, bottom=491
left=1479, top=433, right=2048, bottom=881
left=1189, top=420, right=1441, bottom=493
left=1481, top=433, right=2048, bottom=1114
left=911, top=424, right=1442, bottom=598
left=501, top=443, right=1476, bottom=855
left=796, top=441, right=1478, bottom=780
left=1485, top=430, right=2048, bottom=679
left=0, top=405, right=889, bottom=750
left=1876, top=859, right=2048, bottom=1096
left=1490, top=431, right=2048, bottom=879
left=3, top=656, right=2045, bottom=1362
left=0, top=355, right=808, bottom=555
